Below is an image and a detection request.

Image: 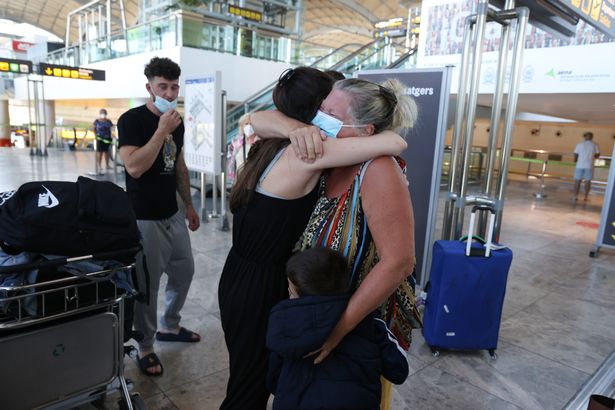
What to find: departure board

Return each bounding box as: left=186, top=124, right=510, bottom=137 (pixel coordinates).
left=559, top=0, right=615, bottom=37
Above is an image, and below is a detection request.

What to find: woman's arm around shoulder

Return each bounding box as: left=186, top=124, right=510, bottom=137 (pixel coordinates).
left=292, top=131, right=407, bottom=171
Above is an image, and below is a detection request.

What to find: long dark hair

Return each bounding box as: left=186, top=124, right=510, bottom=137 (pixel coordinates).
left=230, top=67, right=334, bottom=212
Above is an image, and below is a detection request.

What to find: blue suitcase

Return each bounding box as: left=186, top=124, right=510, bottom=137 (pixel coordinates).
left=423, top=206, right=513, bottom=359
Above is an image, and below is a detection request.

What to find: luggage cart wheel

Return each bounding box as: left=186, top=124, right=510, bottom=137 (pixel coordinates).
left=488, top=349, right=497, bottom=360
left=430, top=347, right=440, bottom=358
left=119, top=393, right=146, bottom=410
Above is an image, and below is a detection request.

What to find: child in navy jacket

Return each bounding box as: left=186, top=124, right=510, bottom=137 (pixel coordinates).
left=266, top=247, right=409, bottom=410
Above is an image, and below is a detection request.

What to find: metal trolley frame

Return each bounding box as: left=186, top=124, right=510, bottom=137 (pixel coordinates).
left=0, top=249, right=144, bottom=410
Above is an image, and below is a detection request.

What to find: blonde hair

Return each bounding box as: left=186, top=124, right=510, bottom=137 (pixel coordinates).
left=334, top=78, right=418, bottom=133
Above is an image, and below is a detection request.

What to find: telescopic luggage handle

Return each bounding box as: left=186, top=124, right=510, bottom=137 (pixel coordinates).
left=466, top=206, right=496, bottom=257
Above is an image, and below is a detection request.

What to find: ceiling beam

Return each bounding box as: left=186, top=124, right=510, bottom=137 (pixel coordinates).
left=327, top=0, right=379, bottom=25
left=303, top=24, right=372, bottom=40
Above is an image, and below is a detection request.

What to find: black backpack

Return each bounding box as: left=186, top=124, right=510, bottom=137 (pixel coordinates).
left=0, top=177, right=140, bottom=256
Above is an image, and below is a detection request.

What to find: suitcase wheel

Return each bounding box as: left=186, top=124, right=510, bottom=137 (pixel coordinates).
left=430, top=347, right=440, bottom=358
left=488, top=349, right=498, bottom=360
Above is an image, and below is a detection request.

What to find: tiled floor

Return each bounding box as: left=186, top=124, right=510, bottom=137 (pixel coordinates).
left=1, top=148, right=614, bottom=410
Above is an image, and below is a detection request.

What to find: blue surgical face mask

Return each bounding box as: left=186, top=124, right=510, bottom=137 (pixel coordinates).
left=311, top=110, right=343, bottom=138
left=311, top=110, right=367, bottom=138
left=152, top=92, right=177, bottom=113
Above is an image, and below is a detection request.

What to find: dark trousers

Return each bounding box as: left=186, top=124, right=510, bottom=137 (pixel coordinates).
left=218, top=252, right=287, bottom=410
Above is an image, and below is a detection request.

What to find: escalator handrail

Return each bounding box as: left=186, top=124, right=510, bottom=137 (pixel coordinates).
left=226, top=42, right=367, bottom=120
left=386, top=47, right=418, bottom=69
left=327, top=38, right=388, bottom=71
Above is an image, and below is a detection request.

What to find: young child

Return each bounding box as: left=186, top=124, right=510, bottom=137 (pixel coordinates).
left=266, top=247, right=409, bottom=410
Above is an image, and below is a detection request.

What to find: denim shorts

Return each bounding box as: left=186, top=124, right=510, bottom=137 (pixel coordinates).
left=574, top=168, right=593, bottom=181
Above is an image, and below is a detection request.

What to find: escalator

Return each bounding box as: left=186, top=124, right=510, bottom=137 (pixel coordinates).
left=225, top=38, right=416, bottom=142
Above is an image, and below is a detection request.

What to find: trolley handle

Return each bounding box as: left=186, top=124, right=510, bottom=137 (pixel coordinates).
left=0, top=246, right=141, bottom=275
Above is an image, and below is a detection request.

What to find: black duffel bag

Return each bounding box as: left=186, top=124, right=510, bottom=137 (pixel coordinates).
left=0, top=177, right=140, bottom=256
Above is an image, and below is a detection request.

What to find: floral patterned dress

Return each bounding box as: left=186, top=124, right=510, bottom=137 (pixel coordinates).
left=296, top=159, right=421, bottom=350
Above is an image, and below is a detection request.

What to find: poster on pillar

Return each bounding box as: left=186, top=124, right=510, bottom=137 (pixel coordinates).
left=183, top=72, right=222, bottom=175
left=595, top=144, right=615, bottom=251
left=355, top=68, right=452, bottom=286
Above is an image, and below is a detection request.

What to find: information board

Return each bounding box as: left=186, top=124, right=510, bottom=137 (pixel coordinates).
left=39, top=63, right=105, bottom=81
left=0, top=57, right=32, bottom=74
left=184, top=72, right=222, bottom=175
left=593, top=143, right=615, bottom=254
left=356, top=68, right=452, bottom=286
left=559, top=0, right=615, bottom=38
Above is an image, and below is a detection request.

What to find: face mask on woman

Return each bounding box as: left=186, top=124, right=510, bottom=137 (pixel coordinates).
left=99, top=113, right=107, bottom=119
left=152, top=92, right=178, bottom=113
left=311, top=110, right=366, bottom=138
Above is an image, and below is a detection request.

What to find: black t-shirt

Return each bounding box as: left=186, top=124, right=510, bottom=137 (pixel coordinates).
left=118, top=105, right=184, bottom=220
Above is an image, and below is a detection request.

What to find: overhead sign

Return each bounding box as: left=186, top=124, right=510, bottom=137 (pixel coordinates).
left=12, top=40, right=34, bottom=52
left=374, top=18, right=404, bottom=29
left=559, top=0, right=615, bottom=38
left=356, top=68, right=452, bottom=286
left=184, top=72, right=223, bottom=175
left=228, top=5, right=262, bottom=22
left=39, top=63, right=105, bottom=81
left=374, top=28, right=407, bottom=38
left=0, top=57, right=32, bottom=74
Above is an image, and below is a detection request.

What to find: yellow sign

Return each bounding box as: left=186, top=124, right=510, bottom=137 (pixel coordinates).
left=560, top=0, right=615, bottom=37
left=39, top=63, right=105, bottom=81
left=228, top=5, right=262, bottom=22
left=0, top=58, right=32, bottom=74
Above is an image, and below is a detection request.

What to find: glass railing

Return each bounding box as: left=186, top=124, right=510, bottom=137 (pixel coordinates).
left=224, top=38, right=414, bottom=143
left=38, top=10, right=358, bottom=70
left=224, top=42, right=364, bottom=138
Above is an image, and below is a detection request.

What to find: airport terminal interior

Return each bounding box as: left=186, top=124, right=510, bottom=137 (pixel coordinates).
left=0, top=0, right=615, bottom=409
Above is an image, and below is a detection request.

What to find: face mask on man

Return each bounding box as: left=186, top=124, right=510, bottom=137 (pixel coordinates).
left=99, top=113, right=107, bottom=119
left=152, top=91, right=178, bottom=114
left=311, top=110, right=365, bottom=138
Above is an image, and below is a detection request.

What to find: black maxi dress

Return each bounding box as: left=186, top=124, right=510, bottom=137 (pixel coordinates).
left=218, top=181, right=319, bottom=410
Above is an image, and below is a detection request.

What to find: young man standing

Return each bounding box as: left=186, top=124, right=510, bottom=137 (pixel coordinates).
left=118, top=57, right=201, bottom=376
left=573, top=131, right=600, bottom=202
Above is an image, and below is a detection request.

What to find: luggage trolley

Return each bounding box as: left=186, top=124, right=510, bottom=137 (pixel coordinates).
left=0, top=248, right=145, bottom=410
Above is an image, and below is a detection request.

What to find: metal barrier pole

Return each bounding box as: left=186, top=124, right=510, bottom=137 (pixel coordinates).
left=26, top=77, right=34, bottom=156
left=200, top=172, right=209, bottom=223
left=210, top=174, right=219, bottom=218
left=534, top=159, right=548, bottom=199
left=40, top=80, right=48, bottom=156
left=442, top=15, right=474, bottom=240
left=220, top=90, right=230, bottom=231
left=479, top=0, right=514, bottom=236
left=33, top=78, right=42, bottom=156
left=453, top=0, right=489, bottom=240
left=495, top=7, right=529, bottom=240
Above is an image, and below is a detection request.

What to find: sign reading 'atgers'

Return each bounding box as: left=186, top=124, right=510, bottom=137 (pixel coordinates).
left=559, top=0, right=615, bottom=38
left=39, top=63, right=106, bottom=81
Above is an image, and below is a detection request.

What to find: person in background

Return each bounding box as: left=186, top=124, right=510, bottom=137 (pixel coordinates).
left=267, top=247, right=409, bottom=410
left=93, top=108, right=114, bottom=172
left=573, top=131, right=600, bottom=201
left=118, top=57, right=201, bottom=377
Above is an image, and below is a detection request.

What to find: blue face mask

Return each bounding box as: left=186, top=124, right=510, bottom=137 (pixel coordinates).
left=311, top=110, right=343, bottom=138
left=152, top=92, right=177, bottom=113
left=311, top=110, right=367, bottom=138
